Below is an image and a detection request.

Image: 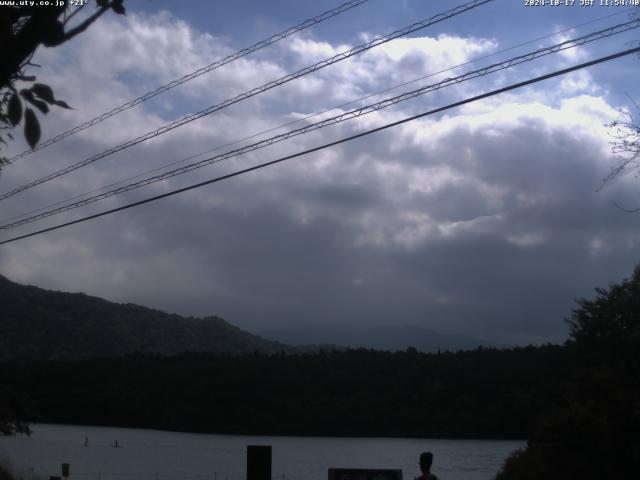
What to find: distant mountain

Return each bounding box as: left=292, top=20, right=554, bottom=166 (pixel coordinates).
left=0, top=275, right=291, bottom=361
left=259, top=324, right=507, bottom=353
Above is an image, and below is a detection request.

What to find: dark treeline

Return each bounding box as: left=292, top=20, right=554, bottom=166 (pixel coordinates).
left=1, top=345, right=571, bottom=439
left=497, top=266, right=640, bottom=479
left=3, top=266, right=639, bottom=478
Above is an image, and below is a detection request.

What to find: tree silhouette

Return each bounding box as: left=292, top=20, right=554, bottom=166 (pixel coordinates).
left=604, top=105, right=640, bottom=210
left=497, top=265, right=640, bottom=479
left=0, top=0, right=126, bottom=169
left=600, top=8, right=640, bottom=201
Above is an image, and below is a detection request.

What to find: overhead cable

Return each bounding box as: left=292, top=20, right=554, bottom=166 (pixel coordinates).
left=2, top=18, right=638, bottom=230
left=0, top=0, right=495, bottom=202
left=2, top=45, right=638, bottom=246
left=6, top=6, right=632, bottom=226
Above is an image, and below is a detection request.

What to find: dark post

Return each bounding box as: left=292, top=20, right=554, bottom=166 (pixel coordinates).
left=61, top=464, right=70, bottom=478
left=247, top=445, right=271, bottom=480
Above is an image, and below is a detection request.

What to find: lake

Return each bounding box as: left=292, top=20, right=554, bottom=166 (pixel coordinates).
left=0, top=424, right=523, bottom=480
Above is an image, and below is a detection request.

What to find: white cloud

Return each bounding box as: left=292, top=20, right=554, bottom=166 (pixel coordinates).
left=552, top=29, right=589, bottom=62
left=507, top=232, right=546, bottom=247
left=369, top=34, right=497, bottom=66
left=1, top=8, right=638, bottom=344
left=559, top=70, right=598, bottom=95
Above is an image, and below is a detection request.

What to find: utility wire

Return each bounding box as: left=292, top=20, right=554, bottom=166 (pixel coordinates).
left=2, top=45, right=638, bottom=246
left=0, top=0, right=495, bottom=202
left=5, top=6, right=632, bottom=226
left=2, top=19, right=637, bottom=230
left=5, top=0, right=370, bottom=163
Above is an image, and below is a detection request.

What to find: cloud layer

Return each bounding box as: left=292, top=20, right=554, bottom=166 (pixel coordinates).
left=1, top=8, right=638, bottom=345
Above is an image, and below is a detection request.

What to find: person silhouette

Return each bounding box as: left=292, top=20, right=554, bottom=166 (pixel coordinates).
left=415, top=451, right=439, bottom=480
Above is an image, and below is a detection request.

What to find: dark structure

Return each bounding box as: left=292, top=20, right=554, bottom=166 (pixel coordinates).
left=247, top=445, right=271, bottom=480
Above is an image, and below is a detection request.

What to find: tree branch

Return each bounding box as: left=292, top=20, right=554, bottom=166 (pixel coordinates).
left=52, top=2, right=112, bottom=46
left=63, top=4, right=85, bottom=26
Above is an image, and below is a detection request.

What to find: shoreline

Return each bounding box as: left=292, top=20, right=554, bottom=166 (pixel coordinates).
left=16, top=422, right=527, bottom=443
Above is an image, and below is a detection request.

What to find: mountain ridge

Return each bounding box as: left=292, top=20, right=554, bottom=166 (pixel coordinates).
left=259, top=323, right=507, bottom=353
left=1, top=274, right=502, bottom=360
left=0, top=274, right=292, bottom=361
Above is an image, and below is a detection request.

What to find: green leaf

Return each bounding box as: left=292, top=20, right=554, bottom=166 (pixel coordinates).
left=24, top=108, right=41, bottom=149
left=53, top=100, right=72, bottom=109
left=41, top=20, right=65, bottom=47
left=31, top=83, right=55, bottom=104
left=112, top=0, right=125, bottom=15
left=27, top=97, right=50, bottom=115
left=21, top=89, right=50, bottom=115
left=8, top=94, right=22, bottom=126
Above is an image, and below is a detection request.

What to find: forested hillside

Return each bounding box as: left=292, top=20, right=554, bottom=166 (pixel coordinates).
left=0, top=275, right=290, bottom=360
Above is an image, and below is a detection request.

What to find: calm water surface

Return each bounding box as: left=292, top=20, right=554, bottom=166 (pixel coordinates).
left=0, top=424, right=523, bottom=480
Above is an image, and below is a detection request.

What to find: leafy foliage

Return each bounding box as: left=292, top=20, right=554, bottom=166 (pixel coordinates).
left=602, top=8, right=640, bottom=197
left=603, top=107, right=640, bottom=203
left=0, top=83, right=70, bottom=155
left=497, top=265, right=640, bottom=479
left=23, top=108, right=41, bottom=149
left=0, top=1, right=125, bottom=167
left=7, top=94, right=22, bottom=126
left=568, top=265, right=640, bottom=346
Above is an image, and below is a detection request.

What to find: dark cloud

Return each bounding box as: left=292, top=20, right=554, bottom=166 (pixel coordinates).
left=1, top=11, right=639, bottom=347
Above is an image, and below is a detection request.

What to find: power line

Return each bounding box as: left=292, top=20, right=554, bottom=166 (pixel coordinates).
left=5, top=6, right=632, bottom=226
left=4, top=0, right=370, bottom=163
left=2, top=45, right=638, bottom=246
left=3, top=19, right=638, bottom=231
left=0, top=0, right=495, bottom=202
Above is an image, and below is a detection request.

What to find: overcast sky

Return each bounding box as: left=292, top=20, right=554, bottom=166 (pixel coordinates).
left=1, top=0, right=639, bottom=345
